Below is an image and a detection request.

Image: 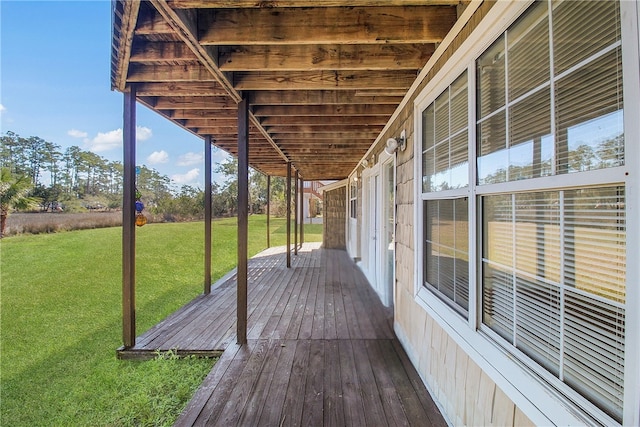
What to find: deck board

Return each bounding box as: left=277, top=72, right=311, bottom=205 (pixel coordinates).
left=119, top=243, right=446, bottom=426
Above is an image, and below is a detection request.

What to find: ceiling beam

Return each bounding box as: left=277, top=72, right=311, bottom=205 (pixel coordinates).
left=135, top=82, right=228, bottom=96
left=218, top=44, right=434, bottom=71
left=127, top=63, right=218, bottom=82
left=198, top=6, right=458, bottom=45
left=169, top=0, right=465, bottom=8
left=234, top=70, right=416, bottom=90
left=259, top=115, right=389, bottom=125
left=265, top=125, right=384, bottom=133
left=153, top=96, right=238, bottom=109
left=130, top=41, right=199, bottom=62
left=272, top=131, right=379, bottom=139
left=253, top=104, right=396, bottom=116
left=248, top=90, right=402, bottom=105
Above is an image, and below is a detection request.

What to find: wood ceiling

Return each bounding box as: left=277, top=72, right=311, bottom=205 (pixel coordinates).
left=111, top=0, right=462, bottom=180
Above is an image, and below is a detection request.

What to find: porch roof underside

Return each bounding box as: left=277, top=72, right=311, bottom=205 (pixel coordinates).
left=111, top=0, right=462, bottom=180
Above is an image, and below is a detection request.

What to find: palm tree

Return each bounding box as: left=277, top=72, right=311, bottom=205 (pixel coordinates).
left=0, top=168, right=40, bottom=237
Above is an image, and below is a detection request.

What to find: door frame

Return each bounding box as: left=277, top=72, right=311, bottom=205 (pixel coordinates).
left=361, top=151, right=396, bottom=307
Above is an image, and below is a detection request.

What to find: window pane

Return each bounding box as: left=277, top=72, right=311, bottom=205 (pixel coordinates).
left=482, top=186, right=626, bottom=423
left=483, top=194, right=513, bottom=267
left=477, top=37, right=506, bottom=119
left=478, top=110, right=507, bottom=184
left=509, top=88, right=552, bottom=181
left=454, top=198, right=469, bottom=310
left=434, top=141, right=449, bottom=191
left=423, top=71, right=468, bottom=194
left=422, top=104, right=435, bottom=152
left=514, top=192, right=561, bottom=283
left=556, top=49, right=624, bottom=173
left=553, top=0, right=621, bottom=75
left=439, top=199, right=454, bottom=253
left=564, top=290, right=624, bottom=421
left=564, top=187, right=626, bottom=303
left=424, top=199, right=469, bottom=314
left=450, top=131, right=469, bottom=189
left=515, top=275, right=560, bottom=376
left=435, top=91, right=450, bottom=144
left=482, top=262, right=514, bottom=341
left=450, top=71, right=468, bottom=134
left=422, top=149, right=435, bottom=193
left=508, top=1, right=549, bottom=101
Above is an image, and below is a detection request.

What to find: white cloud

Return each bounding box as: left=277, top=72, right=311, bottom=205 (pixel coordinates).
left=67, top=129, right=88, bottom=138
left=0, top=104, right=6, bottom=113
left=171, top=168, right=200, bottom=184
left=86, top=129, right=123, bottom=152
left=136, top=126, right=153, bottom=141
left=84, top=126, right=153, bottom=152
left=177, top=151, right=203, bottom=166
left=147, top=150, right=169, bottom=165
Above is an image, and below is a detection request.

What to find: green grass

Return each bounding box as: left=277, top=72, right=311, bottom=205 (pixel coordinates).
left=0, top=215, right=322, bottom=426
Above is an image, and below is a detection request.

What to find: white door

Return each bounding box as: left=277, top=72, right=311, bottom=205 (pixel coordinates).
left=369, top=172, right=380, bottom=287
left=363, top=158, right=395, bottom=307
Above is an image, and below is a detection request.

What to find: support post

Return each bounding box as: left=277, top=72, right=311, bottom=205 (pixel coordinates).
left=294, top=170, right=298, bottom=255
left=286, top=162, right=291, bottom=268
left=204, top=135, right=212, bottom=294
left=266, top=175, right=271, bottom=248
left=122, top=87, right=136, bottom=349
left=300, top=178, right=304, bottom=245
left=237, top=98, right=249, bottom=345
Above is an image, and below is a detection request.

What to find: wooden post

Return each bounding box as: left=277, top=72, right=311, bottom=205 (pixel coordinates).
left=204, top=135, right=212, bottom=294
left=237, top=98, right=249, bottom=345
left=286, top=162, right=291, bottom=268
left=294, top=170, right=298, bottom=255
left=122, top=87, right=136, bottom=349
left=300, top=178, right=304, bottom=245
left=266, top=175, right=271, bottom=248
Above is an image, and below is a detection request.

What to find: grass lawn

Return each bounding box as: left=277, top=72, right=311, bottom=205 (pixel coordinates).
left=0, top=215, right=322, bottom=426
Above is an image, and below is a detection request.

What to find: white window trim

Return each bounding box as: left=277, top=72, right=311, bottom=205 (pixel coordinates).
left=412, top=1, right=640, bottom=425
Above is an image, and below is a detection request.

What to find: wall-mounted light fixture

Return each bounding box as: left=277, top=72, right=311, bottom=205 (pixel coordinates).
left=384, top=129, right=407, bottom=155
left=360, top=158, right=370, bottom=168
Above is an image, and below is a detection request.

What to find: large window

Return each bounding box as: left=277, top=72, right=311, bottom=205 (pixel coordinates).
left=422, top=71, right=470, bottom=315
left=419, top=0, right=628, bottom=423
left=482, top=187, right=626, bottom=420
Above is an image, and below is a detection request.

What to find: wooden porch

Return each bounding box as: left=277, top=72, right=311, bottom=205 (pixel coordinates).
left=119, top=243, right=446, bottom=426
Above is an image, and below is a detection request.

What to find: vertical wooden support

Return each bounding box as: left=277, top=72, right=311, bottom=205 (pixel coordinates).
left=266, top=175, right=271, bottom=248
left=286, top=162, right=291, bottom=268
left=204, top=135, right=212, bottom=295
left=300, top=178, right=304, bottom=245
left=122, top=87, right=136, bottom=349
left=237, top=98, right=249, bottom=345
left=294, top=170, right=298, bottom=255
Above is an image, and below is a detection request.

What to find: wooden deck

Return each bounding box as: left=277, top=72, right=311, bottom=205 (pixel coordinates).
left=120, top=243, right=446, bottom=426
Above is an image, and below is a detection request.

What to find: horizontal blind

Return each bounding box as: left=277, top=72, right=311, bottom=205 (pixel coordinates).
left=555, top=50, right=624, bottom=173
left=423, top=71, right=469, bottom=192
left=424, top=198, right=470, bottom=314
left=564, top=290, right=625, bottom=421
left=483, top=186, right=626, bottom=422
left=508, top=1, right=549, bottom=102
left=553, top=0, right=621, bottom=76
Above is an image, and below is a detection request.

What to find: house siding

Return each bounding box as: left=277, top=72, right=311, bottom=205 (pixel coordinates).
left=323, top=185, right=346, bottom=249
left=346, top=0, right=639, bottom=424
left=388, top=2, right=534, bottom=426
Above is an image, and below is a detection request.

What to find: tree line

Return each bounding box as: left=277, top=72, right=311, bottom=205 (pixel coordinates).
left=1, top=131, right=289, bottom=221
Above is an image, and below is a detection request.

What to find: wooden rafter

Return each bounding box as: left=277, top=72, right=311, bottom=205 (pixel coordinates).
left=112, top=0, right=462, bottom=179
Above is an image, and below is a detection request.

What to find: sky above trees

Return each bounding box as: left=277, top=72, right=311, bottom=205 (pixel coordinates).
left=0, top=1, right=229, bottom=189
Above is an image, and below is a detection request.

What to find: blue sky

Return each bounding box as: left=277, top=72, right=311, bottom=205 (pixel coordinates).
left=1, top=0, right=229, bottom=188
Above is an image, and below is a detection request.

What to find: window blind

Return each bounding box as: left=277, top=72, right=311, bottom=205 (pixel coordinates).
left=482, top=186, right=626, bottom=421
